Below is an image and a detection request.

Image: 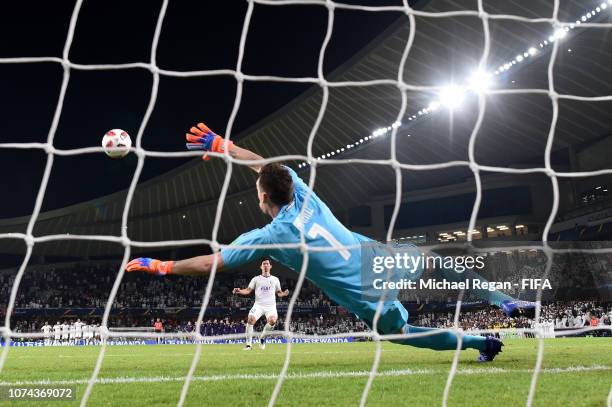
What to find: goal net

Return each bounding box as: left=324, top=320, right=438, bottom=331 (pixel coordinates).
left=1, top=0, right=611, bottom=406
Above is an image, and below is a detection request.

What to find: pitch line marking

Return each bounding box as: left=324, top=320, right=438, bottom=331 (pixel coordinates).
left=0, top=365, right=609, bottom=387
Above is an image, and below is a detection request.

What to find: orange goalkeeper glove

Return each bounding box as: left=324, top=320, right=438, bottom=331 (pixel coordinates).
left=185, top=122, right=233, bottom=160
left=126, top=258, right=174, bottom=276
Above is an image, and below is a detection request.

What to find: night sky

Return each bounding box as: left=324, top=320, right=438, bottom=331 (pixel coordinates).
left=0, top=0, right=405, bottom=219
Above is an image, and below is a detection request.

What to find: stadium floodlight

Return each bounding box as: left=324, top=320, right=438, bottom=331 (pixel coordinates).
left=554, top=29, right=567, bottom=40
left=516, top=55, right=524, bottom=62
left=468, top=70, right=492, bottom=93
left=428, top=101, right=440, bottom=111
left=438, top=85, right=466, bottom=109
left=528, top=47, right=537, bottom=55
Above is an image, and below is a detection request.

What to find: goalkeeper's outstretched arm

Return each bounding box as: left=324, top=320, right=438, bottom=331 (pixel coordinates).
left=126, top=121, right=270, bottom=276
left=126, top=253, right=224, bottom=276
left=185, top=122, right=264, bottom=172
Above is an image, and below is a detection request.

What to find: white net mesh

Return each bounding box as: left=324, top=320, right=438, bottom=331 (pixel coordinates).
left=1, top=0, right=611, bottom=406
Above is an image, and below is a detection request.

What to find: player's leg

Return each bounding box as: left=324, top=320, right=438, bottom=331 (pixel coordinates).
left=259, top=310, right=277, bottom=350
left=381, top=301, right=504, bottom=361
left=245, top=306, right=263, bottom=350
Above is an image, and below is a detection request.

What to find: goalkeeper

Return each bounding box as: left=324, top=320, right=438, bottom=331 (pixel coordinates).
left=127, top=122, right=533, bottom=361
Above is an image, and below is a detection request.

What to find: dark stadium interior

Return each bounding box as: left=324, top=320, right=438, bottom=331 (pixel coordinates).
left=0, top=0, right=611, bottom=341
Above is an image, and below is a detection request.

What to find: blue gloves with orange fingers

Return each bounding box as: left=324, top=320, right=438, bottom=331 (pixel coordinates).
left=186, top=122, right=233, bottom=160
left=126, top=258, right=174, bottom=276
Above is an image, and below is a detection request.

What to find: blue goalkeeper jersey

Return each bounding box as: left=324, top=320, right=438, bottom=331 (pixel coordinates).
left=221, top=166, right=409, bottom=334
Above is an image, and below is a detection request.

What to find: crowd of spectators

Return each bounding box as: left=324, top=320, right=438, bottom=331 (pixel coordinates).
left=416, top=301, right=612, bottom=333
left=0, top=262, right=331, bottom=310
left=1, top=261, right=610, bottom=339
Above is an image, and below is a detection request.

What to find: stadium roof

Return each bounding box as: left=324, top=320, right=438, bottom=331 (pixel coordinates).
left=2, top=0, right=612, bottom=256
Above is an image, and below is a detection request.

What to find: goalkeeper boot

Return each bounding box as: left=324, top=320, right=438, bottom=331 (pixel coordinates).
left=242, top=344, right=252, bottom=351
left=478, top=336, right=504, bottom=362
left=259, top=337, right=266, bottom=350
left=501, top=300, right=536, bottom=318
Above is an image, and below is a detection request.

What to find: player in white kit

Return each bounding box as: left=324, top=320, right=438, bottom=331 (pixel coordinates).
left=69, top=322, right=76, bottom=345
left=94, top=324, right=101, bottom=345
left=74, top=319, right=83, bottom=345
left=61, top=321, right=69, bottom=344
left=53, top=321, right=61, bottom=344
left=233, top=258, right=289, bottom=350
left=41, top=322, right=51, bottom=345
left=83, top=322, right=92, bottom=344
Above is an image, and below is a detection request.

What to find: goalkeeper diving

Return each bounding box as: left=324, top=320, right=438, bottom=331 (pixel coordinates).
left=126, top=122, right=535, bottom=362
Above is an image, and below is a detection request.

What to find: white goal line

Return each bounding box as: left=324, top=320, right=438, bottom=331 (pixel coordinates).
left=1, top=365, right=609, bottom=388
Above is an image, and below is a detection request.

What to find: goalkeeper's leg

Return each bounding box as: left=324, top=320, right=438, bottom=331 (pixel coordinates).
left=394, top=324, right=485, bottom=351
left=380, top=301, right=503, bottom=361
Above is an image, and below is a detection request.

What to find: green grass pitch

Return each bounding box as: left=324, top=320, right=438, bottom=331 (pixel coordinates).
left=0, top=338, right=610, bottom=406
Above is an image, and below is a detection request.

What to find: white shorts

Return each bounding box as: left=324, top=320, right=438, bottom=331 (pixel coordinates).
left=248, top=304, right=277, bottom=320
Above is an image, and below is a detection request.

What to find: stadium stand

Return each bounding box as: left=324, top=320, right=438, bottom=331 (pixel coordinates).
left=2, top=260, right=609, bottom=339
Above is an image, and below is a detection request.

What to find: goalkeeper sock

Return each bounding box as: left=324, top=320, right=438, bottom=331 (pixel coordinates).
left=392, top=324, right=486, bottom=352
left=261, top=323, right=274, bottom=340
left=246, top=324, right=254, bottom=346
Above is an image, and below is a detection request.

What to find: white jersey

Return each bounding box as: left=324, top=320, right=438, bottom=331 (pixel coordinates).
left=53, top=324, right=61, bottom=337
left=75, top=321, right=83, bottom=336
left=42, top=325, right=51, bottom=337
left=248, top=275, right=281, bottom=308
left=61, top=324, right=69, bottom=337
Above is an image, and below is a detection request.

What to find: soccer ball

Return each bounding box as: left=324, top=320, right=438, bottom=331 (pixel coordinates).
left=102, top=129, right=132, bottom=158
